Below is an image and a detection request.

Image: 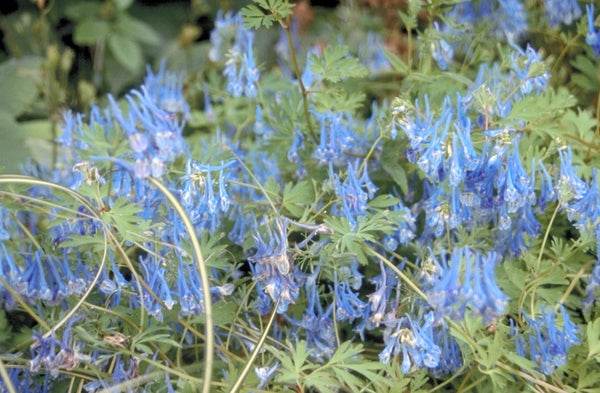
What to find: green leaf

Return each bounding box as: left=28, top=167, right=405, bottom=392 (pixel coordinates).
left=241, top=4, right=277, bottom=29
left=0, top=57, right=41, bottom=117
left=282, top=180, right=316, bottom=217
left=193, top=301, right=237, bottom=326
left=64, top=2, right=103, bottom=20
left=310, top=45, right=369, bottom=83
left=114, top=14, right=162, bottom=46
left=241, top=0, right=295, bottom=29
left=504, top=352, right=545, bottom=378
left=102, top=197, right=151, bottom=243
left=381, top=47, right=409, bottom=75
left=107, top=34, right=143, bottom=73
left=74, top=19, right=111, bottom=45
left=114, top=0, right=134, bottom=10
left=506, top=87, right=577, bottom=123
left=381, top=140, right=409, bottom=194
left=311, top=88, right=366, bottom=113
left=368, top=194, right=401, bottom=209
left=587, top=318, right=600, bottom=360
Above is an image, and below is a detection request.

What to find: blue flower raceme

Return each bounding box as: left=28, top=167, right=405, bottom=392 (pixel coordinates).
left=430, top=22, right=454, bottom=70
left=428, top=247, right=508, bottom=324
left=210, top=11, right=260, bottom=98
left=248, top=219, right=300, bottom=314
left=544, top=0, right=581, bottom=27
left=441, top=0, right=527, bottom=49
left=379, top=312, right=442, bottom=374
left=587, top=4, right=600, bottom=57
left=516, top=306, right=580, bottom=375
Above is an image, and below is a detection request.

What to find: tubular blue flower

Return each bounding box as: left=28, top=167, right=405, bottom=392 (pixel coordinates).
left=215, top=12, right=260, bottom=98
left=383, top=200, right=416, bottom=250
left=287, top=272, right=337, bottom=362
left=587, top=4, right=600, bottom=57
left=333, top=271, right=367, bottom=322
left=248, top=219, right=301, bottom=314
left=288, top=129, right=307, bottom=179
left=143, top=60, right=189, bottom=116
left=318, top=110, right=370, bottom=166
left=428, top=248, right=508, bottom=324
left=557, top=147, right=589, bottom=217
left=137, top=254, right=173, bottom=321
left=179, top=160, right=235, bottom=228
left=28, top=317, right=88, bottom=379
left=583, top=258, right=600, bottom=311
left=544, top=0, right=581, bottom=27
left=430, top=22, right=454, bottom=70
left=509, top=43, right=550, bottom=97
left=429, top=323, right=463, bottom=377
left=176, top=255, right=204, bottom=317
left=379, top=312, right=442, bottom=373
left=537, top=159, right=556, bottom=211
left=490, top=0, right=528, bottom=42
left=569, top=169, right=600, bottom=234
left=416, top=105, right=451, bottom=183
left=518, top=306, right=580, bottom=375
left=255, top=362, right=279, bottom=390
left=360, top=262, right=396, bottom=335
left=329, top=161, right=377, bottom=230
left=358, top=32, right=391, bottom=73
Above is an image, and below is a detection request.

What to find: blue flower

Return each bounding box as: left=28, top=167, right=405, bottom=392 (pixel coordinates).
left=333, top=271, right=367, bottom=322
left=213, top=12, right=260, bottom=98
left=587, top=4, right=600, bottom=57
left=28, top=316, right=88, bottom=379
left=430, top=22, right=454, bottom=70
left=428, top=248, right=508, bottom=324
left=143, top=60, right=189, bottom=116
left=518, top=306, right=580, bottom=375
left=329, top=162, right=375, bottom=229
left=358, top=32, right=391, bottom=73
left=255, top=362, right=279, bottom=389
left=583, top=258, right=600, bottom=311
left=544, top=0, right=581, bottom=27
left=248, top=219, right=301, bottom=314
left=379, top=312, right=442, bottom=373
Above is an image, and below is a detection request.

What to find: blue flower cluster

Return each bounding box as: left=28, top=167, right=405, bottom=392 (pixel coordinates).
left=514, top=305, right=580, bottom=375
left=2, top=2, right=599, bottom=391
left=209, top=11, right=260, bottom=98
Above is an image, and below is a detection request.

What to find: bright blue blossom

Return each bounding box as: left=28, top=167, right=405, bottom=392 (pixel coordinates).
left=333, top=270, right=367, bottom=322
left=428, top=247, right=508, bottom=324
left=179, top=159, right=235, bottom=229
left=586, top=4, right=600, bottom=57
left=313, top=111, right=367, bottom=167
left=210, top=12, right=260, bottom=98
left=255, top=362, right=279, bottom=389
left=28, top=317, right=89, bottom=379
left=544, top=0, right=581, bottom=27
left=518, top=306, right=580, bottom=375
left=358, top=32, right=391, bottom=73
left=329, top=161, right=378, bottom=230
left=208, top=10, right=237, bottom=62
left=379, top=312, right=442, bottom=374
left=430, top=22, right=454, bottom=70
left=442, top=0, right=527, bottom=46
left=288, top=271, right=337, bottom=362
left=248, top=219, right=300, bottom=314
left=584, top=259, right=600, bottom=312
left=142, top=60, right=189, bottom=116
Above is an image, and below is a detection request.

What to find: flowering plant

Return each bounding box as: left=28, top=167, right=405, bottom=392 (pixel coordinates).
left=1, top=0, right=600, bottom=392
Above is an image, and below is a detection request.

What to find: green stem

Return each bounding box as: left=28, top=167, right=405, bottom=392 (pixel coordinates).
left=148, top=177, right=214, bottom=393
left=284, top=15, right=315, bottom=141
left=229, top=297, right=281, bottom=393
